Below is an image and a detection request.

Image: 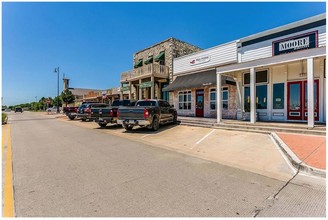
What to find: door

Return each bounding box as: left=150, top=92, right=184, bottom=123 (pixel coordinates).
left=195, top=90, right=204, bottom=117
left=287, top=80, right=319, bottom=121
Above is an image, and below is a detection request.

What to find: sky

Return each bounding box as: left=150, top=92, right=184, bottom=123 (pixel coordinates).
left=2, top=1, right=326, bottom=106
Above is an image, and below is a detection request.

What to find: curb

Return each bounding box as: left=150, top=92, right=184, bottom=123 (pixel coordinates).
left=270, top=132, right=326, bottom=178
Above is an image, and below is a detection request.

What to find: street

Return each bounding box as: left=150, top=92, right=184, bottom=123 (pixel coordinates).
left=2, top=111, right=326, bottom=217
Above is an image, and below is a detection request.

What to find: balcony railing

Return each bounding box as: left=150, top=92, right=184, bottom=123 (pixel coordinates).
left=120, top=63, right=169, bottom=82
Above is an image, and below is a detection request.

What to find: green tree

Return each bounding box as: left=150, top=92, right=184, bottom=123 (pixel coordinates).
left=61, top=89, right=75, bottom=107
left=53, top=96, right=63, bottom=107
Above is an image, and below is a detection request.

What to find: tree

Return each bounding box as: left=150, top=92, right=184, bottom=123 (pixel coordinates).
left=53, top=96, right=63, bottom=107
left=61, top=89, right=75, bottom=107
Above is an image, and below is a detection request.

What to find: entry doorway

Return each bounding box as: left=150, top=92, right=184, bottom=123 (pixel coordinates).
left=196, top=90, right=204, bottom=117
left=287, top=80, right=319, bottom=121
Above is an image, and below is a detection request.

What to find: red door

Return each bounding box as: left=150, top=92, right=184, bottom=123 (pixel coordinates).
left=195, top=90, right=204, bottom=117
left=287, top=80, right=319, bottom=121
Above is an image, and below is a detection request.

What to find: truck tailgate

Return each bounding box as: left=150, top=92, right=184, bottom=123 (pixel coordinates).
left=119, top=107, right=146, bottom=120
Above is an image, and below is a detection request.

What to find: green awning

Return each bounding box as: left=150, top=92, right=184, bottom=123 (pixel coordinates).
left=144, top=56, right=153, bottom=65
left=154, top=51, right=165, bottom=62
left=134, top=59, right=143, bottom=68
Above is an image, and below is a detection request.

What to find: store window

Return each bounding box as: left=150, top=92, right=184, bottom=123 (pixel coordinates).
left=209, top=88, right=229, bottom=110
left=179, top=91, right=191, bottom=110
left=244, top=87, right=250, bottom=112
left=256, top=85, right=267, bottom=109
left=210, top=89, right=216, bottom=110
left=273, top=83, right=284, bottom=109
left=222, top=88, right=229, bottom=109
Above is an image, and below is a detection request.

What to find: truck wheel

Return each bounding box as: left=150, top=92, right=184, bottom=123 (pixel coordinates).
left=124, top=125, right=133, bottom=131
left=69, top=116, right=75, bottom=120
left=81, top=118, right=86, bottom=122
left=152, top=117, right=159, bottom=131
left=173, top=112, right=177, bottom=123
left=99, top=123, right=107, bottom=128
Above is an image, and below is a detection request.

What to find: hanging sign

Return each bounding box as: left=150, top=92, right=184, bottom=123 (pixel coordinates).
left=273, top=32, right=317, bottom=56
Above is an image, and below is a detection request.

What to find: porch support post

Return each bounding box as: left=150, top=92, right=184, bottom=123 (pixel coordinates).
left=128, top=82, right=132, bottom=100
left=120, top=83, right=123, bottom=100
left=307, top=58, right=314, bottom=128
left=151, top=76, right=155, bottom=99
left=139, top=79, right=142, bottom=100
left=250, top=67, right=256, bottom=123
left=216, top=71, right=222, bottom=123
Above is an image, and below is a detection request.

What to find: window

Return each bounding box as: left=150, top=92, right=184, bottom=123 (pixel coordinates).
left=210, top=88, right=216, bottom=110
left=179, top=91, right=191, bottom=110
left=243, top=70, right=268, bottom=85
left=273, top=83, right=284, bottom=109
left=209, top=88, right=228, bottom=110
left=222, top=87, right=229, bottom=110
left=256, top=85, right=267, bottom=109
left=244, top=85, right=268, bottom=111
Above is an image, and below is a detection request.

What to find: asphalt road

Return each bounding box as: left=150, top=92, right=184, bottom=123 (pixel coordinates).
left=3, top=111, right=326, bottom=217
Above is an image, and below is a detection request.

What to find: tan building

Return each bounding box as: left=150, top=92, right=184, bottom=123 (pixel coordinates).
left=120, top=37, right=201, bottom=102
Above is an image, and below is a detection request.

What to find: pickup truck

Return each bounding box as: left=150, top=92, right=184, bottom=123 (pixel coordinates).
left=76, top=103, right=108, bottom=121
left=63, top=106, right=79, bottom=120
left=92, top=100, right=136, bottom=127
left=117, top=99, right=177, bottom=131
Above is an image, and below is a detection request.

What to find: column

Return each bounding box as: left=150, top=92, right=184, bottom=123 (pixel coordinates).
left=151, top=76, right=155, bottom=99
left=120, top=83, right=123, bottom=100
left=250, top=67, right=256, bottom=123
left=129, top=82, right=132, bottom=100
left=216, top=71, right=222, bottom=123
left=307, top=58, right=314, bottom=128
left=139, top=79, right=142, bottom=100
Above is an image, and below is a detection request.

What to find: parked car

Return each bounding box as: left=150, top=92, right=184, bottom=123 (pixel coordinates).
left=15, top=107, right=23, bottom=113
left=117, top=99, right=177, bottom=131
left=76, top=103, right=107, bottom=121
left=46, top=107, right=61, bottom=113
left=63, top=106, right=79, bottom=120
left=92, top=99, right=136, bottom=128
left=5, top=108, right=11, bottom=112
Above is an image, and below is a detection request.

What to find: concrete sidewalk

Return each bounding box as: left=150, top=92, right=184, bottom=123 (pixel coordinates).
left=271, top=132, right=326, bottom=177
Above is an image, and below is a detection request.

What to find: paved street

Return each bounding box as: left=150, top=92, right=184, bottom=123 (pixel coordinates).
left=2, top=112, right=326, bottom=217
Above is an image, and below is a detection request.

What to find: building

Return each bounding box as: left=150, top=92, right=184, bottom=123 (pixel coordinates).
left=165, top=13, right=326, bottom=127
left=120, top=37, right=201, bottom=102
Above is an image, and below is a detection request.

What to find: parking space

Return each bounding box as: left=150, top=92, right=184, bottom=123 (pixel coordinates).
left=57, top=115, right=295, bottom=181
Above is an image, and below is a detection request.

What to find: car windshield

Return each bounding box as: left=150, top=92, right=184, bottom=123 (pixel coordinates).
left=112, top=100, right=131, bottom=107
left=79, top=104, right=88, bottom=109
left=136, top=101, right=156, bottom=106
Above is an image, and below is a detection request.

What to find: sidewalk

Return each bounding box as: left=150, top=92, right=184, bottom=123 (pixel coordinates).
left=272, top=132, right=326, bottom=177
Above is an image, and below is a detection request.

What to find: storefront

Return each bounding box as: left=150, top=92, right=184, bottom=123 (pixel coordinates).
left=163, top=41, right=239, bottom=118
left=215, top=13, right=326, bottom=127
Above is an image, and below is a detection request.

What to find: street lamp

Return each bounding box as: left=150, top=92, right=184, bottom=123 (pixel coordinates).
left=54, top=67, right=60, bottom=113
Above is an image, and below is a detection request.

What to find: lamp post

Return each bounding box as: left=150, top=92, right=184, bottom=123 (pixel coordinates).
left=54, top=67, right=60, bottom=113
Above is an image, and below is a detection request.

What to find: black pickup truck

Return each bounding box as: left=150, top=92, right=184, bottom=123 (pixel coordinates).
left=117, top=99, right=177, bottom=131
left=63, top=106, right=79, bottom=120
left=92, top=100, right=136, bottom=127
left=76, top=103, right=108, bottom=121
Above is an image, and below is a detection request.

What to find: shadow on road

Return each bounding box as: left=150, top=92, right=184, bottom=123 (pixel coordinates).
left=122, top=122, right=181, bottom=134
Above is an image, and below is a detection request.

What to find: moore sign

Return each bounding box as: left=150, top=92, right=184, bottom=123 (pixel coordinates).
left=273, top=32, right=317, bottom=56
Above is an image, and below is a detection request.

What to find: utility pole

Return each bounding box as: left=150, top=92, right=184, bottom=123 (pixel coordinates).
left=54, top=67, right=60, bottom=113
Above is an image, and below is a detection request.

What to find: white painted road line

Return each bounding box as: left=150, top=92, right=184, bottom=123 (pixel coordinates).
left=192, top=129, right=216, bottom=148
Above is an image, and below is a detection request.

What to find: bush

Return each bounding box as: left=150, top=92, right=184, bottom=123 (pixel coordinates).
left=2, top=112, right=8, bottom=124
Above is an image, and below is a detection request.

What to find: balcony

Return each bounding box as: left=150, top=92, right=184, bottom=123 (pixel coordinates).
left=120, top=63, right=169, bottom=82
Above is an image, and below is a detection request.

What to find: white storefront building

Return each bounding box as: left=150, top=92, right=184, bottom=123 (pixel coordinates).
left=166, top=13, right=326, bottom=127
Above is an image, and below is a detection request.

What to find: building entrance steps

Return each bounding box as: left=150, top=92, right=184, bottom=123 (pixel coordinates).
left=178, top=116, right=326, bottom=136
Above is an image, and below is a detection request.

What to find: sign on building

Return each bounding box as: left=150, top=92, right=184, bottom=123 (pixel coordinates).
left=273, top=31, right=317, bottom=56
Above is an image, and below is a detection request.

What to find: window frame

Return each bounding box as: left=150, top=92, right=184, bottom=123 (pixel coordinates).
left=243, top=69, right=269, bottom=85
left=178, top=90, right=192, bottom=110
left=209, top=87, right=229, bottom=110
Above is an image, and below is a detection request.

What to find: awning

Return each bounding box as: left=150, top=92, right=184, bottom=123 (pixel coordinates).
left=154, top=51, right=165, bottom=62
left=162, top=70, right=217, bottom=92
left=144, top=56, right=153, bottom=65
left=134, top=59, right=143, bottom=68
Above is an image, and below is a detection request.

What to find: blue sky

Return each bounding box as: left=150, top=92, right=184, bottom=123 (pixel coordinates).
left=2, top=2, right=326, bottom=106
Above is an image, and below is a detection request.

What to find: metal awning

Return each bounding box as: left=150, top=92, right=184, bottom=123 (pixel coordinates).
left=134, top=59, right=143, bottom=68
left=216, top=47, right=326, bottom=74
left=154, top=51, right=165, bottom=62
left=144, top=56, right=153, bottom=65
left=162, top=69, right=232, bottom=92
